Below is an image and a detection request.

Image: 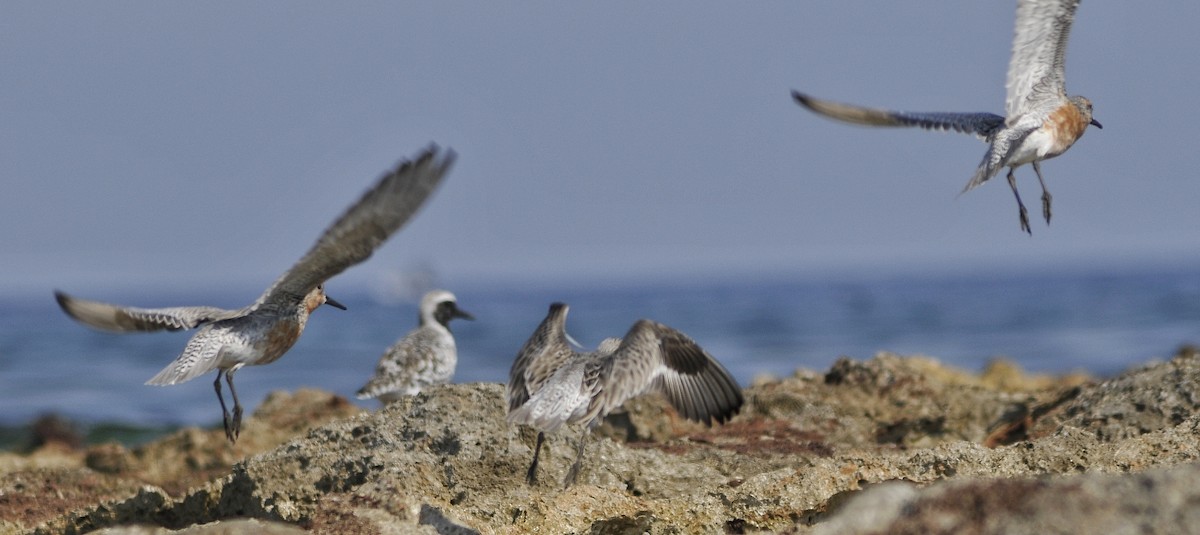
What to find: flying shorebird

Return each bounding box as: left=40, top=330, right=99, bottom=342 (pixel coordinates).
left=55, top=145, right=455, bottom=442
left=506, top=303, right=744, bottom=487
left=355, top=289, right=473, bottom=403
left=792, top=0, right=1101, bottom=234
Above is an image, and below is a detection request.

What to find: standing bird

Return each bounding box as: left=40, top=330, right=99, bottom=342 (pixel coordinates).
left=356, top=289, right=473, bottom=403
left=792, top=0, right=1100, bottom=234
left=55, top=145, right=455, bottom=442
left=507, top=303, right=743, bottom=487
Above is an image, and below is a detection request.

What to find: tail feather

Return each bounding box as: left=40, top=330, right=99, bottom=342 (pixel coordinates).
left=960, top=165, right=992, bottom=196
left=960, top=148, right=1004, bottom=196
left=145, top=339, right=222, bottom=386
left=506, top=402, right=569, bottom=433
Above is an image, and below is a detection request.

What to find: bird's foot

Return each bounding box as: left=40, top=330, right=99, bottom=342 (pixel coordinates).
left=525, top=462, right=539, bottom=486
left=222, top=412, right=235, bottom=442
left=1019, top=205, right=1032, bottom=235
left=224, top=406, right=243, bottom=443
left=562, top=461, right=582, bottom=488
left=1041, top=192, right=1052, bottom=225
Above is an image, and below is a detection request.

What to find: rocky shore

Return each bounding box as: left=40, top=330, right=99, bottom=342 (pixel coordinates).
left=4, top=348, right=1200, bottom=534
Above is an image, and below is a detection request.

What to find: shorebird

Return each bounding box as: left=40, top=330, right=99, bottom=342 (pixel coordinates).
left=792, top=0, right=1101, bottom=234
left=355, top=289, right=473, bottom=403
left=55, top=145, right=456, bottom=443
left=506, top=303, right=744, bottom=487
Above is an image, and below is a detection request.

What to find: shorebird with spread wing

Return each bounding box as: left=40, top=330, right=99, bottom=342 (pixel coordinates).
left=55, top=145, right=455, bottom=442
left=507, top=303, right=743, bottom=487
left=793, top=0, right=1100, bottom=234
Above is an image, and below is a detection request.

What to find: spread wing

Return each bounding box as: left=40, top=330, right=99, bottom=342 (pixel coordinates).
left=253, top=145, right=456, bottom=309
left=54, top=290, right=241, bottom=333
left=792, top=91, right=1005, bottom=140
left=1005, top=0, right=1080, bottom=118
left=587, top=320, right=743, bottom=426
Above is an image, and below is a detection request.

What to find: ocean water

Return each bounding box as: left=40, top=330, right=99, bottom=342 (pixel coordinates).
left=2, top=265, right=1199, bottom=430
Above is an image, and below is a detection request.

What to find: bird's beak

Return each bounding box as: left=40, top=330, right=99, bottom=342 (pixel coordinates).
left=453, top=305, right=474, bottom=321
left=1090, top=118, right=1102, bottom=129
left=325, top=296, right=347, bottom=310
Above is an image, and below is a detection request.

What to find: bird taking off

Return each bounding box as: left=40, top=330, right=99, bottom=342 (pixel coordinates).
left=55, top=145, right=456, bottom=442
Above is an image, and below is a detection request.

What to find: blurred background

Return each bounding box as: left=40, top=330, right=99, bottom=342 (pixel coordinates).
left=2, top=2, right=1198, bottom=441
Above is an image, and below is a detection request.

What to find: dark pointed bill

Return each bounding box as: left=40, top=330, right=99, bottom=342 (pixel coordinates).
left=325, top=295, right=347, bottom=310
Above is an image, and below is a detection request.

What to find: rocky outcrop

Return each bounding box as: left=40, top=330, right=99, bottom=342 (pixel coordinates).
left=5, top=349, right=1200, bottom=534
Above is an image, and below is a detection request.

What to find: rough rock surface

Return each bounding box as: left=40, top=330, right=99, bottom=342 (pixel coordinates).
left=5, top=350, right=1200, bottom=534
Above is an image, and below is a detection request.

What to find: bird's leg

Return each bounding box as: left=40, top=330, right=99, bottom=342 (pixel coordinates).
left=225, top=369, right=243, bottom=443
left=525, top=431, right=545, bottom=486
left=563, top=428, right=590, bottom=488
left=214, top=371, right=236, bottom=442
left=1007, top=168, right=1031, bottom=235
left=1033, top=161, right=1052, bottom=225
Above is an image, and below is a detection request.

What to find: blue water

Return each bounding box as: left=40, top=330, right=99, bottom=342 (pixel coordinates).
left=2, top=266, right=1199, bottom=428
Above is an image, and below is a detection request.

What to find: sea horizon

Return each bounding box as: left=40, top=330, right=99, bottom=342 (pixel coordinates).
left=2, top=260, right=1198, bottom=446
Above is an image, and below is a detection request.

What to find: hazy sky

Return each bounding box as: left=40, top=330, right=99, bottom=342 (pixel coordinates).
left=3, top=2, right=1198, bottom=298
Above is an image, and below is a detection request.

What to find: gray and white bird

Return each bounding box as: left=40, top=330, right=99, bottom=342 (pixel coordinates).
left=356, top=289, right=473, bottom=403
left=792, top=0, right=1100, bottom=234
left=54, top=145, right=455, bottom=443
left=507, top=302, right=744, bottom=487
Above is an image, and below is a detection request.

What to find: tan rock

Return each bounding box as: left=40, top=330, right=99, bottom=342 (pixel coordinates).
left=8, top=352, right=1200, bottom=534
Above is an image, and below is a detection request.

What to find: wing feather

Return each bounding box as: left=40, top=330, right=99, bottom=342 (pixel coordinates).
left=507, top=303, right=573, bottom=413
left=793, top=91, right=1004, bottom=140
left=253, top=145, right=455, bottom=309
left=54, top=290, right=240, bottom=333
left=591, top=320, right=743, bottom=426
left=1005, top=0, right=1080, bottom=118
left=356, top=327, right=443, bottom=399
